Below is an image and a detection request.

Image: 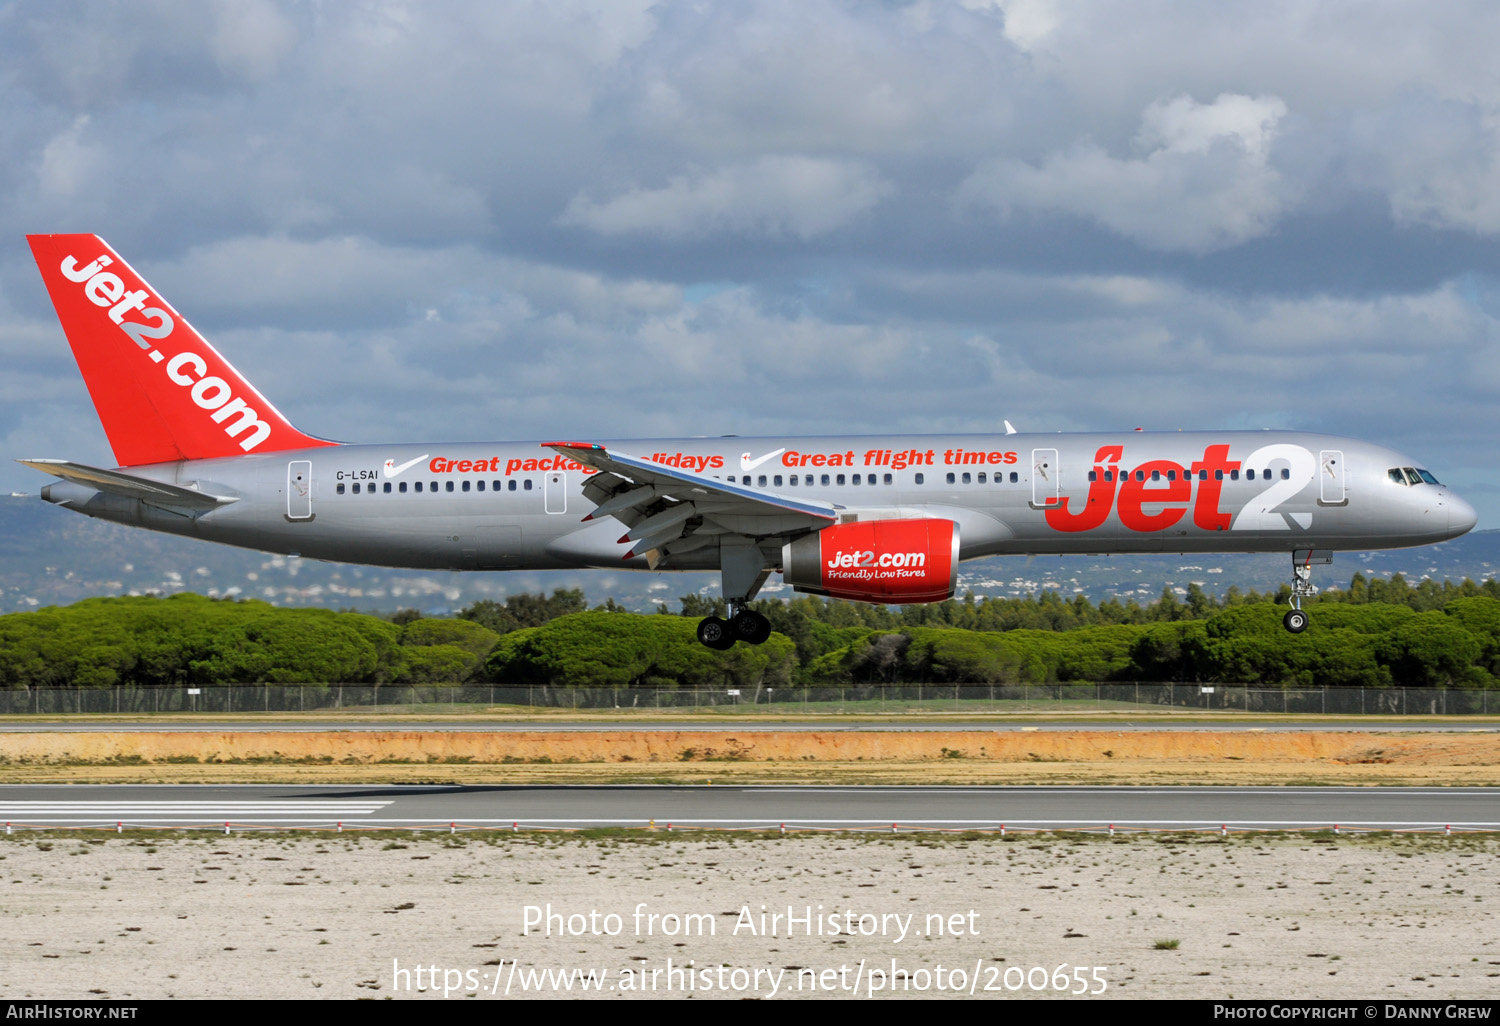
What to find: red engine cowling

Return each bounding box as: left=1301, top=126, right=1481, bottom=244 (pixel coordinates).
left=781, top=518, right=960, bottom=604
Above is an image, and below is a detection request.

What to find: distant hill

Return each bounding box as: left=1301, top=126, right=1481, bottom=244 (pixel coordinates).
left=2, top=495, right=1494, bottom=614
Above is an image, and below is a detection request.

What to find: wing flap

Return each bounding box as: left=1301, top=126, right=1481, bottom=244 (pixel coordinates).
left=544, top=442, right=838, bottom=524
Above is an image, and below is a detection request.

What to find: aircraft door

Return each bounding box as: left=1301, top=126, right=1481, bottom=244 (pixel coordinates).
left=287, top=460, right=313, bottom=520
left=544, top=471, right=566, bottom=514
left=1319, top=450, right=1347, bottom=505
left=1031, top=448, right=1059, bottom=508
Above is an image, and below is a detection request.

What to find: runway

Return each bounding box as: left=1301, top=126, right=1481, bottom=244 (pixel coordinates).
left=0, top=719, right=1493, bottom=733
left=0, top=784, right=1494, bottom=831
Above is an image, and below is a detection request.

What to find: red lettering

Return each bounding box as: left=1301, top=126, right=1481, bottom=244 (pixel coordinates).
left=504, top=459, right=522, bottom=475
left=1044, top=445, right=1122, bottom=533
left=1117, top=460, right=1190, bottom=532
left=427, top=457, right=444, bottom=474
left=1190, top=444, right=1239, bottom=531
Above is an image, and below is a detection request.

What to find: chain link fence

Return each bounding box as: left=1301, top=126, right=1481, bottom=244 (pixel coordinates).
left=0, top=683, right=1494, bottom=715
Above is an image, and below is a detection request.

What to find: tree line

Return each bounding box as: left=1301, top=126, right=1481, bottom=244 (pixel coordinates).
left=0, top=575, right=1496, bottom=689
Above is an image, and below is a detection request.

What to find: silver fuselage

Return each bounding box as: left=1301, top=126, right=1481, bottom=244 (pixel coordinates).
left=39, top=431, right=1477, bottom=576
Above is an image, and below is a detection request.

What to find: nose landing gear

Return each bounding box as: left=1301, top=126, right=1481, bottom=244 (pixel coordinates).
left=1282, top=549, right=1331, bottom=634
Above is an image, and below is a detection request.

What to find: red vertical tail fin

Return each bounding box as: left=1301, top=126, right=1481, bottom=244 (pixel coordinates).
left=27, top=233, right=336, bottom=466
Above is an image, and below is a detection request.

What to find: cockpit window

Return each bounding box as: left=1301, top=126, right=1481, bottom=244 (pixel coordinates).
left=1404, top=468, right=1423, bottom=486
left=1388, top=468, right=1406, bottom=485
left=1417, top=469, right=1441, bottom=485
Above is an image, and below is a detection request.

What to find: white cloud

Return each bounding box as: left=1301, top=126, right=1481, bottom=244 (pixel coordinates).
left=212, top=0, right=298, bottom=81
left=560, top=156, right=892, bottom=239
left=959, top=93, right=1291, bottom=252
left=1384, top=110, right=1500, bottom=235
left=36, top=115, right=98, bottom=196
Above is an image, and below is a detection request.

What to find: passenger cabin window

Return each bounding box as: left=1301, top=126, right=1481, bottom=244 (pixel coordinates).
left=399, top=482, right=407, bottom=493
left=524, top=479, right=533, bottom=490
left=446, top=481, right=455, bottom=492
left=961, top=472, right=971, bottom=484
left=1088, top=470, right=1097, bottom=482
left=462, top=480, right=471, bottom=492
left=884, top=473, right=893, bottom=485
left=774, top=475, right=783, bottom=486
left=336, top=483, right=346, bottom=495
left=977, top=472, right=986, bottom=484
left=383, top=482, right=392, bottom=493
left=946, top=473, right=956, bottom=484
left=414, top=481, right=423, bottom=493
left=477, top=480, right=485, bottom=492
left=821, top=474, right=830, bottom=485
left=1230, top=470, right=1239, bottom=481
left=1281, top=468, right=1290, bottom=480
left=836, top=474, right=846, bottom=485
left=508, top=480, right=517, bottom=491
left=915, top=473, right=924, bottom=484
left=352, top=483, right=360, bottom=494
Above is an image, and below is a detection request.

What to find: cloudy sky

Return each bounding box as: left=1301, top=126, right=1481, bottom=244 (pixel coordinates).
left=2, top=1, right=1498, bottom=524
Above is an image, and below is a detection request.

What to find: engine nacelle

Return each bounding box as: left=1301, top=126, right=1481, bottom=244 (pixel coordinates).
left=781, top=518, right=960, bottom=604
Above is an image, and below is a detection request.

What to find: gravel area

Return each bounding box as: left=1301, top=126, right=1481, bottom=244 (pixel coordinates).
left=0, top=832, right=1494, bottom=1000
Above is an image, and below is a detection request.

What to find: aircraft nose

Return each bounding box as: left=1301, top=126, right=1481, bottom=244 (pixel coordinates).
left=1448, top=493, right=1478, bottom=536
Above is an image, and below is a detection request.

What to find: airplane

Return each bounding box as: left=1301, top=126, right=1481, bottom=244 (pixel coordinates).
left=18, top=233, right=1479, bottom=648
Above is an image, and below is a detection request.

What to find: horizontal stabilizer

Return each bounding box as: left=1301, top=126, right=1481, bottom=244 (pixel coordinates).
left=17, top=459, right=237, bottom=510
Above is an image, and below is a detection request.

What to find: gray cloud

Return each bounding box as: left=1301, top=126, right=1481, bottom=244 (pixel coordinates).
left=561, top=156, right=893, bottom=239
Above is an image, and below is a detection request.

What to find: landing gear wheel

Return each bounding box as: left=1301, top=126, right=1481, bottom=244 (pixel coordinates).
left=696, top=616, right=736, bottom=650
left=730, top=610, right=772, bottom=645
left=1283, top=609, right=1309, bottom=634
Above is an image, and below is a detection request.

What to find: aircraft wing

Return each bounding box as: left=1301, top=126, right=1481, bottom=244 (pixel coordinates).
left=542, top=441, right=837, bottom=563
left=17, top=459, right=238, bottom=511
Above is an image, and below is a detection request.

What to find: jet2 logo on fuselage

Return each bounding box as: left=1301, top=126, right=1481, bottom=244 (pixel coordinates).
left=741, top=448, right=786, bottom=473
left=383, top=454, right=430, bottom=478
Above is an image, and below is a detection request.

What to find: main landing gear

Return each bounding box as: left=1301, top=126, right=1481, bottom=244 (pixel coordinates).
left=696, top=537, right=774, bottom=648
left=1282, top=549, right=1331, bottom=634
left=696, top=607, right=772, bottom=650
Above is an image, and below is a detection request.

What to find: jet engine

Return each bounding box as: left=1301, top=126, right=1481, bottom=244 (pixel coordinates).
left=781, top=518, right=959, bottom=604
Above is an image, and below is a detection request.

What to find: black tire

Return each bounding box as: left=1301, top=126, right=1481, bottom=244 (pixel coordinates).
left=1283, top=609, right=1309, bottom=634
left=731, top=610, right=772, bottom=645
left=697, top=616, right=736, bottom=649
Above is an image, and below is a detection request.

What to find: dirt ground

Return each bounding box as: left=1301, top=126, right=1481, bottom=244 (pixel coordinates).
left=1, top=729, right=1496, bottom=786
left=0, top=831, right=1494, bottom=1001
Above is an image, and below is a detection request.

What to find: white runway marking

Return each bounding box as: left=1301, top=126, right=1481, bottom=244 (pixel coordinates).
left=0, top=801, right=391, bottom=820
